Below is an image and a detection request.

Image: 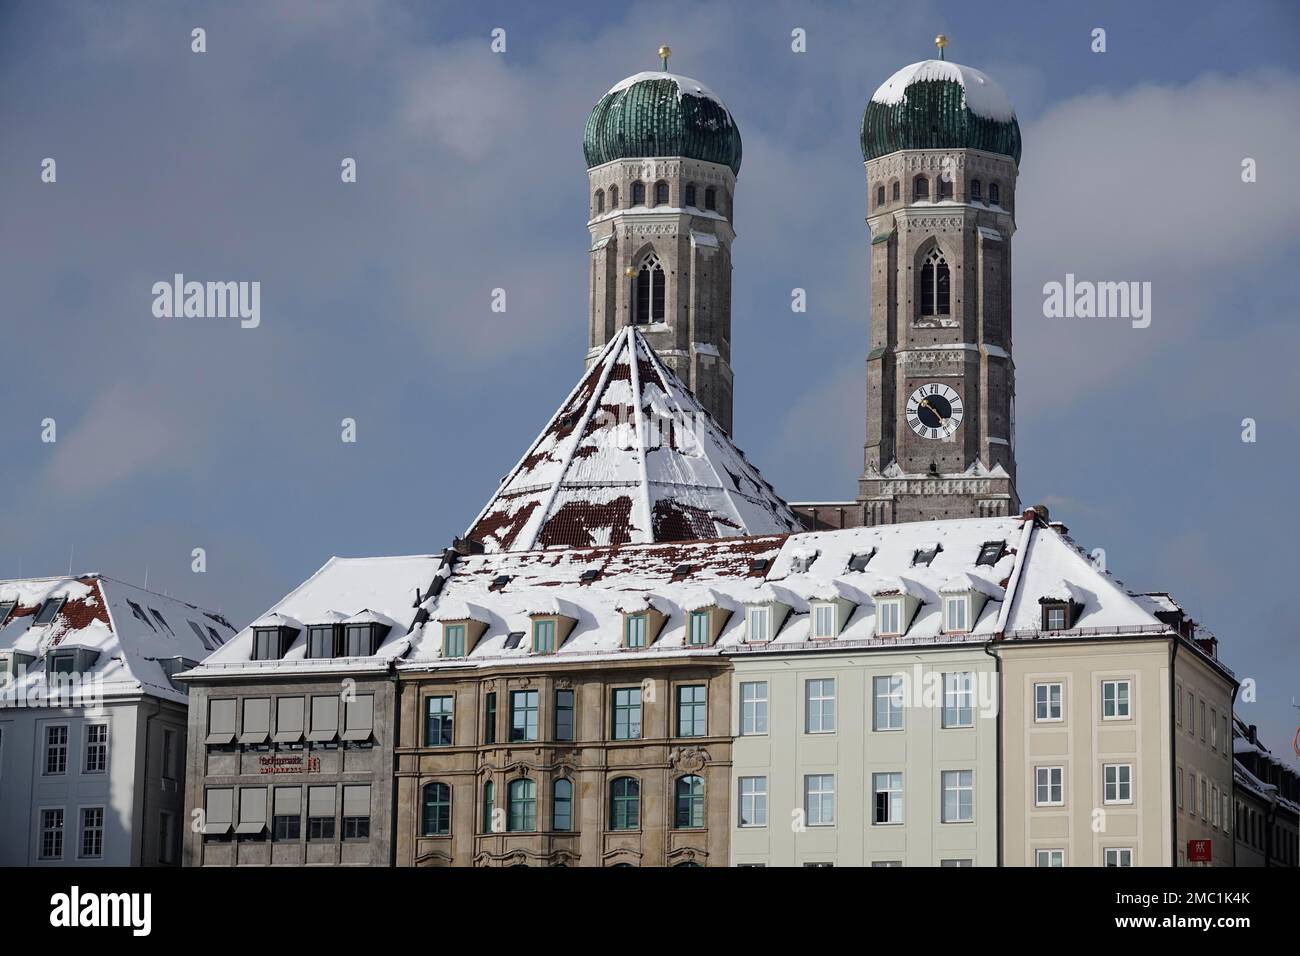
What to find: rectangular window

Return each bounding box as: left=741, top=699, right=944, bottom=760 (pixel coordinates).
left=942, top=672, right=974, bottom=728
left=341, top=784, right=371, bottom=841
left=624, top=614, right=647, bottom=648
left=160, top=727, right=178, bottom=788
left=1187, top=691, right=1195, bottom=735
left=747, top=606, right=770, bottom=642
left=308, top=695, right=339, bottom=743
left=944, top=596, right=969, bottom=632
left=942, top=770, right=974, bottom=823
left=740, top=681, right=768, bottom=735
left=877, top=600, right=902, bottom=635
left=554, top=689, right=575, bottom=742
left=1104, top=847, right=1133, bottom=867
left=306, top=625, right=335, bottom=659
left=1210, top=707, right=1218, bottom=750
left=272, top=787, right=302, bottom=842
left=272, top=697, right=305, bottom=745
left=78, top=807, right=104, bottom=859
left=688, top=609, right=710, bottom=645
left=872, top=772, right=903, bottom=824
left=805, top=678, right=836, bottom=734
left=738, top=776, right=767, bottom=827
left=612, top=688, right=641, bottom=740
left=235, top=787, right=268, bottom=838
left=443, top=623, right=466, bottom=658
left=1035, top=767, right=1064, bottom=806
left=870, top=861, right=900, bottom=868
left=1036, top=849, right=1065, bottom=867
left=484, top=692, right=497, bottom=744
left=804, top=774, right=835, bottom=826
left=158, top=811, right=178, bottom=865
left=342, top=695, right=374, bottom=743
left=873, top=675, right=905, bottom=730
left=1103, top=764, right=1133, bottom=804
left=425, top=695, right=454, bottom=746
left=307, top=786, right=335, bottom=841
left=343, top=623, right=375, bottom=656
left=1199, top=701, right=1206, bottom=741
left=1177, top=768, right=1184, bottom=809
left=206, top=698, right=237, bottom=746
left=509, top=690, right=539, bottom=742
left=1102, top=680, right=1131, bottom=719
left=532, top=619, right=556, bottom=654
left=1044, top=605, right=1068, bottom=630
left=676, top=684, right=707, bottom=737
left=40, top=808, right=65, bottom=859
left=240, top=697, right=271, bottom=745
left=940, top=859, right=973, bottom=867
left=812, top=603, right=837, bottom=639
left=1034, top=682, right=1063, bottom=722
left=83, top=723, right=108, bottom=774
left=45, top=725, right=68, bottom=775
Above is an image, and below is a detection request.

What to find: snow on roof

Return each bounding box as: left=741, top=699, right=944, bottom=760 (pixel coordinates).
left=465, top=326, right=800, bottom=552
left=1131, top=592, right=1181, bottom=617
left=940, top=572, right=1005, bottom=600
left=431, top=599, right=491, bottom=624
left=186, top=554, right=440, bottom=677
left=607, top=71, right=727, bottom=109
left=870, top=59, right=1015, bottom=122
left=251, top=611, right=303, bottom=629
left=0, top=574, right=235, bottom=705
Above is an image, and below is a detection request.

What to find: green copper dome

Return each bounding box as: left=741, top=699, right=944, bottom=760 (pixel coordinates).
left=861, top=60, right=1021, bottom=164
left=584, top=71, right=743, bottom=175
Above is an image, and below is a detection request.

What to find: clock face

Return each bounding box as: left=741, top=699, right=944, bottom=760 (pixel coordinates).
left=906, top=383, right=964, bottom=440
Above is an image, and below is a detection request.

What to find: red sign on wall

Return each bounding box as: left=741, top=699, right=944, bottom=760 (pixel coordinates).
left=1187, top=839, right=1212, bottom=862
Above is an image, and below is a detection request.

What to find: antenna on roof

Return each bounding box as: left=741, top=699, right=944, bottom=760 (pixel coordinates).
left=68, top=544, right=74, bottom=576
left=935, top=33, right=948, bottom=60
left=144, top=565, right=149, bottom=591
left=659, top=45, right=671, bottom=70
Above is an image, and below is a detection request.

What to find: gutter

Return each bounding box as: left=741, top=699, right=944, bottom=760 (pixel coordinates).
left=983, top=639, right=1003, bottom=867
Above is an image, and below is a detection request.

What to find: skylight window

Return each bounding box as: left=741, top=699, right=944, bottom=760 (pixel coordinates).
left=206, top=625, right=225, bottom=647
left=150, top=608, right=175, bottom=635
left=791, top=551, right=820, bottom=574
left=911, top=545, right=942, bottom=567
left=127, top=600, right=156, bottom=630
left=503, top=631, right=525, bottom=650
left=671, top=563, right=694, bottom=580
left=847, top=550, right=876, bottom=573
left=976, top=541, right=1006, bottom=567
left=749, top=558, right=771, bottom=574
left=0, top=600, right=15, bottom=625
left=188, top=620, right=215, bottom=651
left=490, top=575, right=513, bottom=592
left=33, top=597, right=65, bottom=625
left=580, top=569, right=601, bottom=583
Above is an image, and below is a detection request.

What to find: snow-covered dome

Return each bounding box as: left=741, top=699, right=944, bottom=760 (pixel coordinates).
left=861, top=59, right=1021, bottom=163
left=583, top=70, right=743, bottom=174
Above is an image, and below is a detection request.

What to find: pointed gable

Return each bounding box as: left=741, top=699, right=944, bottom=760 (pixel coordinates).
left=466, top=327, right=800, bottom=552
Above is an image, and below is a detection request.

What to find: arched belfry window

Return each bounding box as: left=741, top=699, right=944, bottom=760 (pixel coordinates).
left=937, top=176, right=953, bottom=200
left=632, top=181, right=646, bottom=206
left=913, top=175, right=929, bottom=201
left=876, top=184, right=885, bottom=208
left=891, top=180, right=900, bottom=201
left=704, top=186, right=717, bottom=211
left=919, top=249, right=951, bottom=317
left=595, top=189, right=605, bottom=214
left=609, top=185, right=619, bottom=209
left=654, top=180, right=669, bottom=206
left=633, top=253, right=667, bottom=325
left=685, top=183, right=697, bottom=207
left=989, top=182, right=1000, bottom=206
left=970, top=179, right=982, bottom=201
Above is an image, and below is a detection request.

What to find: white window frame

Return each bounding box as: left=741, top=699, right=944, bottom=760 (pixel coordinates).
left=942, top=672, right=974, bottom=729
left=803, top=774, right=835, bottom=827
left=77, top=804, right=106, bottom=860
left=872, top=772, right=904, bottom=825
left=1103, top=847, right=1133, bottom=867
left=943, top=595, right=969, bottom=633
left=1103, top=763, right=1133, bottom=805
left=1101, top=680, right=1131, bottom=720
left=38, top=805, right=66, bottom=861
left=941, top=770, right=974, bottom=823
left=1034, top=682, right=1063, bottom=722
left=746, top=606, right=770, bottom=643
left=1035, top=766, right=1064, bottom=807
left=811, top=603, right=837, bottom=639
left=873, top=675, right=905, bottom=731
left=83, top=721, right=109, bottom=775
left=739, top=681, right=768, bottom=736
left=44, top=723, right=70, bottom=776
left=804, top=678, right=836, bottom=734
left=737, top=776, right=767, bottom=828
left=1035, top=848, right=1064, bottom=867
left=876, top=599, right=902, bottom=636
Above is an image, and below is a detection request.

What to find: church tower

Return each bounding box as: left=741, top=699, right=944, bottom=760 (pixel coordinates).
left=856, top=37, right=1022, bottom=524
left=582, top=48, right=741, bottom=434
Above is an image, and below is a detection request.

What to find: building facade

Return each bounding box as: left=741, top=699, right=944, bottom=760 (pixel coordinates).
left=0, top=574, right=234, bottom=866
left=1232, top=718, right=1299, bottom=866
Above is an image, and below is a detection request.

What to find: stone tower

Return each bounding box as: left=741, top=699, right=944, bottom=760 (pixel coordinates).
left=582, top=51, right=741, bottom=434
left=855, top=45, right=1022, bottom=524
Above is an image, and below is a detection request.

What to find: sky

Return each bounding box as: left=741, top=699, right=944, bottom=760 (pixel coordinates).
left=2, top=0, right=1298, bottom=764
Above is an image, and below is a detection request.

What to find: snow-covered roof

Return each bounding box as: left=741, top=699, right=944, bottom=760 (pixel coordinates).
left=870, top=59, right=1015, bottom=122
left=607, top=71, right=726, bottom=108
left=465, top=326, right=800, bottom=552
left=185, top=554, right=440, bottom=678
left=0, top=575, right=236, bottom=705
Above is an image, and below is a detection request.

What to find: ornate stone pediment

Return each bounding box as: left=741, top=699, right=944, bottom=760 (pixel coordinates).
left=668, top=746, right=710, bottom=774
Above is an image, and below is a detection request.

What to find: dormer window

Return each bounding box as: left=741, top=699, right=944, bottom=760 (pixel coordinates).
left=912, top=544, right=942, bottom=567
left=747, top=606, right=770, bottom=643
left=1042, top=602, right=1070, bottom=631
left=0, top=599, right=15, bottom=625
left=306, top=625, right=339, bottom=659
left=344, top=623, right=384, bottom=657
left=533, top=618, right=557, bottom=654
left=688, top=610, right=710, bottom=645
left=877, top=600, right=903, bottom=636
left=811, top=603, right=837, bottom=640
left=443, top=623, right=466, bottom=658
left=976, top=541, right=1006, bottom=567
left=944, top=595, right=970, bottom=633
left=790, top=550, right=820, bottom=574
left=848, top=550, right=876, bottom=572
left=624, top=614, right=647, bottom=648
left=252, top=627, right=296, bottom=661
left=48, top=651, right=76, bottom=677
left=33, top=597, right=65, bottom=626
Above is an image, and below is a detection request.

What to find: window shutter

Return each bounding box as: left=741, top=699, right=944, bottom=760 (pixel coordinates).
left=342, top=695, right=375, bottom=741
left=308, top=696, right=339, bottom=741
left=205, top=698, right=237, bottom=744
left=307, top=786, right=335, bottom=819
left=234, top=787, right=268, bottom=833
left=342, top=784, right=371, bottom=818
left=239, top=698, right=271, bottom=743
left=202, top=788, right=234, bottom=833
left=274, top=786, right=302, bottom=818
left=273, top=697, right=305, bottom=742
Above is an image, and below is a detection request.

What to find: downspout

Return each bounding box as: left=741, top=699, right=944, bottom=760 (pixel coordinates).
left=983, top=640, right=1003, bottom=867
left=1168, top=637, right=1179, bottom=867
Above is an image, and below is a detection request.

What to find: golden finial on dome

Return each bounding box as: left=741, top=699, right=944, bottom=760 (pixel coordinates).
left=934, top=34, right=948, bottom=60
left=659, top=45, right=671, bottom=70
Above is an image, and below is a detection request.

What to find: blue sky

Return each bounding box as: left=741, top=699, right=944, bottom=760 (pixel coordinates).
left=2, top=0, right=1298, bottom=762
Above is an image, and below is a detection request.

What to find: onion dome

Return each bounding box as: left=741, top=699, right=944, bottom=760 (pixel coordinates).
left=861, top=58, right=1021, bottom=164
left=583, top=50, right=742, bottom=174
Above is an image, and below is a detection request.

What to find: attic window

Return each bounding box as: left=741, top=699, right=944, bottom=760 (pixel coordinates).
left=443, top=623, right=467, bottom=658
left=252, top=627, right=296, bottom=661
left=746, top=606, right=771, bottom=643
left=1041, top=602, right=1072, bottom=631
left=976, top=541, right=1006, bottom=567
left=187, top=620, right=215, bottom=651
left=688, top=610, right=710, bottom=646
left=671, top=563, right=694, bottom=580
left=624, top=614, right=647, bottom=649
left=344, top=623, right=387, bottom=657
left=489, top=575, right=513, bottom=593
left=306, top=625, right=339, bottom=659
left=127, top=601, right=155, bottom=629
left=580, top=569, right=601, bottom=584
left=33, top=597, right=65, bottom=625
left=0, top=600, right=15, bottom=624
left=877, top=599, right=903, bottom=636
left=206, top=625, right=225, bottom=647
left=943, top=595, right=970, bottom=633
left=791, top=551, right=820, bottom=574
left=812, top=603, right=837, bottom=640
left=503, top=631, right=525, bottom=650
left=911, top=545, right=942, bottom=567
left=48, top=651, right=77, bottom=676
left=847, top=550, right=876, bottom=572
left=532, top=619, right=557, bottom=654
left=149, top=608, right=175, bottom=635
left=749, top=558, right=771, bottom=574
